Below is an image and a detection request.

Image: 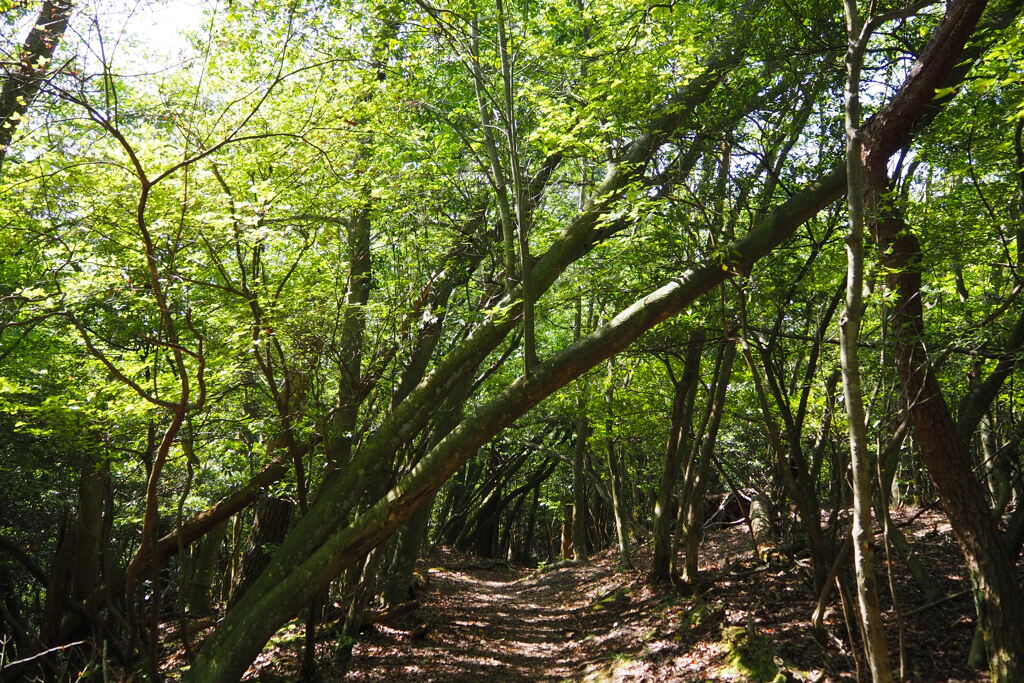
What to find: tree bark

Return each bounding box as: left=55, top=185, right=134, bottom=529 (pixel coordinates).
left=845, top=0, right=1024, bottom=674
left=572, top=413, right=590, bottom=562
left=870, top=204, right=1024, bottom=680
left=0, top=0, right=73, bottom=166
left=650, top=329, right=705, bottom=582
left=185, top=521, right=226, bottom=617
left=229, top=496, right=294, bottom=605
left=841, top=0, right=893, bottom=673
left=560, top=504, right=574, bottom=559
left=572, top=296, right=590, bottom=562
left=682, top=339, right=736, bottom=582
left=605, top=360, right=632, bottom=568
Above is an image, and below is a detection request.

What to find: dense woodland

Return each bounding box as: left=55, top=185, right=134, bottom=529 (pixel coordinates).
left=1, top=0, right=1023, bottom=680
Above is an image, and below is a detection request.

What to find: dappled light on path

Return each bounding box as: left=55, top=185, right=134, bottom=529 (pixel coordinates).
left=345, top=552, right=620, bottom=681
left=339, top=514, right=987, bottom=682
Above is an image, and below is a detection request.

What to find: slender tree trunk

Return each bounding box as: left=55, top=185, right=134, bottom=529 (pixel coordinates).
left=572, top=297, right=590, bottom=561
left=495, top=0, right=538, bottom=372
left=682, top=339, right=735, bottom=582
left=650, top=329, right=704, bottom=582
left=470, top=16, right=517, bottom=295
left=738, top=278, right=833, bottom=588
left=605, top=360, right=632, bottom=568
left=560, top=504, right=574, bottom=559
left=981, top=411, right=1012, bottom=514
left=672, top=341, right=722, bottom=580
left=841, top=2, right=893, bottom=674
left=324, top=209, right=372, bottom=476
left=185, top=521, right=226, bottom=617
left=870, top=203, right=1024, bottom=680
left=572, top=412, right=590, bottom=562
left=520, top=487, right=540, bottom=563
left=739, top=332, right=830, bottom=588
left=224, top=512, right=244, bottom=602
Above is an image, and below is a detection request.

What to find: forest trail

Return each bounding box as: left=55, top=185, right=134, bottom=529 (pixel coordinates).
left=337, top=529, right=799, bottom=682
left=343, top=552, right=637, bottom=682
left=332, top=514, right=983, bottom=683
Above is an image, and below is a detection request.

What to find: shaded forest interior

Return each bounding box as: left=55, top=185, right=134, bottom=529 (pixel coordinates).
left=1, top=0, right=1024, bottom=680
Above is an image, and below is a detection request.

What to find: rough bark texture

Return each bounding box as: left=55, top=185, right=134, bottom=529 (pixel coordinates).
left=851, top=0, right=1024, bottom=676
left=0, top=0, right=73, bottom=165
left=650, top=329, right=705, bottom=582
left=229, top=496, right=294, bottom=606
left=682, top=340, right=735, bottom=582
left=871, top=206, right=1024, bottom=680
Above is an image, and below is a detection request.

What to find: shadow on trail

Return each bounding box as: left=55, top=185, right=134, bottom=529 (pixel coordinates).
left=338, top=515, right=983, bottom=683
left=344, top=555, right=628, bottom=682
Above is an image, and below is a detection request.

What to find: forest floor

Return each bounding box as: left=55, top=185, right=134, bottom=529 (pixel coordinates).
left=236, top=508, right=991, bottom=682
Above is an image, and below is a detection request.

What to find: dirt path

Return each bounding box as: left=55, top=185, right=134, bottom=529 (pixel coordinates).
left=343, top=554, right=631, bottom=681
left=334, top=513, right=983, bottom=682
